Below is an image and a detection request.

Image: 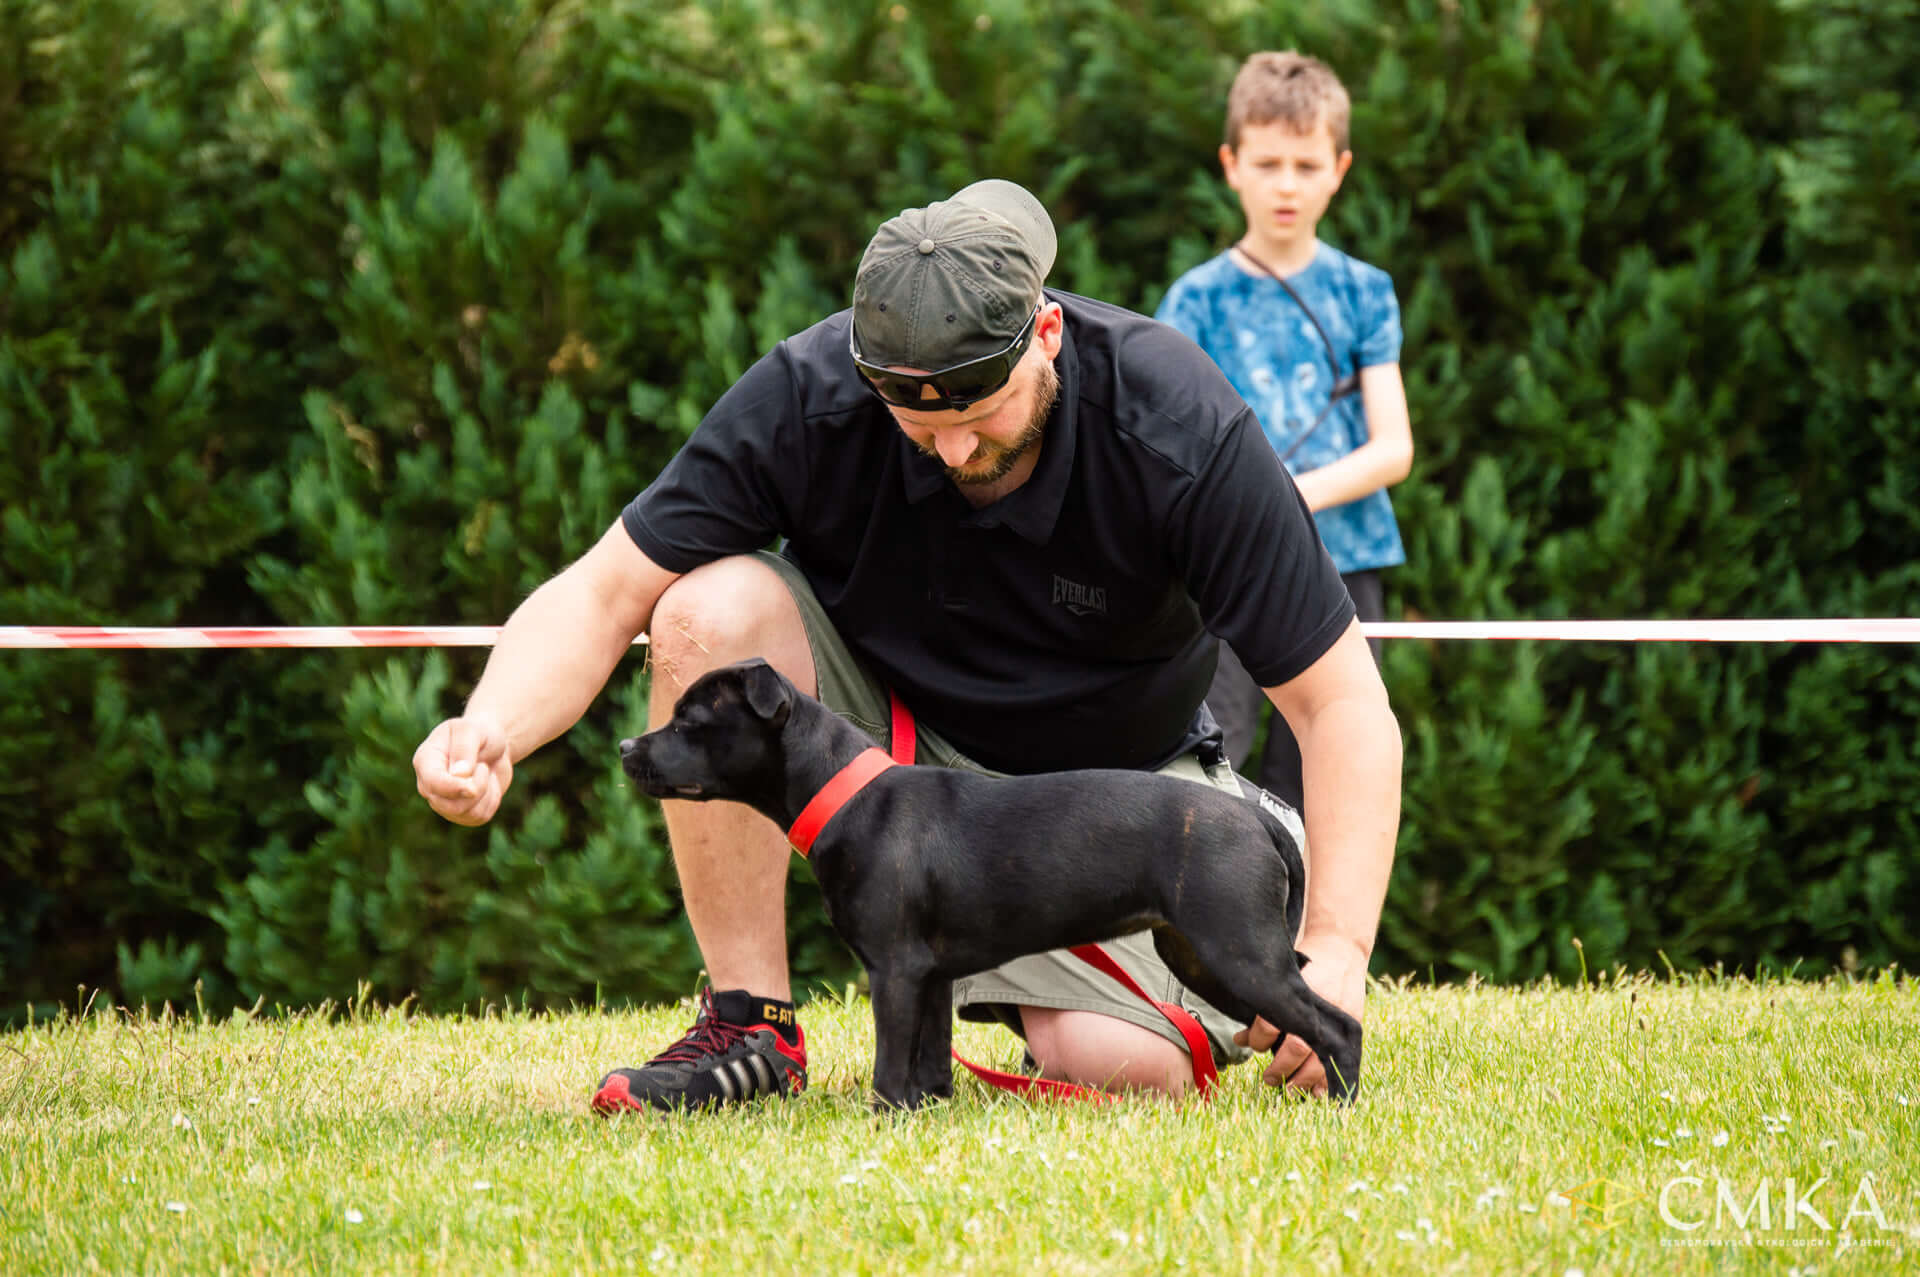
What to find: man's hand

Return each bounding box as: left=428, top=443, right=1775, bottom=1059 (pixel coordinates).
left=413, top=714, right=514, bottom=826
left=1232, top=933, right=1368, bottom=1097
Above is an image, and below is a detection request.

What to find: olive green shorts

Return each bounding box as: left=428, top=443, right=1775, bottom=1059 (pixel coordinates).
left=755, top=550, right=1257, bottom=1066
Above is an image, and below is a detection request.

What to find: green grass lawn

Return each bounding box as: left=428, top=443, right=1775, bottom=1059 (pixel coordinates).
left=5, top=971, right=1916, bottom=1274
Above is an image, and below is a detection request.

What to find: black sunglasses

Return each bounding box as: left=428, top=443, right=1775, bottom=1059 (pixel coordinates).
left=850, top=305, right=1042, bottom=411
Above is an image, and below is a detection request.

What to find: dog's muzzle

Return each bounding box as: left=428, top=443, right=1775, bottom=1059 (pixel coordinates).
left=619, top=737, right=705, bottom=798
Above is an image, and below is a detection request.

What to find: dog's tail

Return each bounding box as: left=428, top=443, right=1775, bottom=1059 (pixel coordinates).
left=1235, top=777, right=1308, bottom=941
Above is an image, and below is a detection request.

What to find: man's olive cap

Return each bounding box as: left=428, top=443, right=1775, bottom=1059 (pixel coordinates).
left=851, top=179, right=1057, bottom=369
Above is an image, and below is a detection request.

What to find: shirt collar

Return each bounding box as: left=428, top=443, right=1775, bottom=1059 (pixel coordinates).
left=896, top=310, right=1079, bottom=546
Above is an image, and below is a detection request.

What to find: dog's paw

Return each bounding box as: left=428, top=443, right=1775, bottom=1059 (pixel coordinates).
left=869, top=1089, right=944, bottom=1116
left=1323, top=1024, right=1364, bottom=1104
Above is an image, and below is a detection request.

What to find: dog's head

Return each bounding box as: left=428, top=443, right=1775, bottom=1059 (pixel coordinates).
left=619, top=659, right=795, bottom=802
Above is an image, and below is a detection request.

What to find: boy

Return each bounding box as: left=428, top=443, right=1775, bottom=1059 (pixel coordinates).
left=1156, top=49, right=1413, bottom=809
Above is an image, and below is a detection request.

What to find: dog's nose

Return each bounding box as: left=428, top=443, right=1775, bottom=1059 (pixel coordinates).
left=619, top=737, right=639, bottom=757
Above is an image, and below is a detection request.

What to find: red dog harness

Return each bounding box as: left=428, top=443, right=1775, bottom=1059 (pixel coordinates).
left=783, top=692, right=1218, bottom=1101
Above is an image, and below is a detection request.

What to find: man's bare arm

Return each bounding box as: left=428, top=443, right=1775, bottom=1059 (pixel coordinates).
left=1268, top=619, right=1402, bottom=959
left=1232, top=619, right=1401, bottom=1094
left=414, top=520, right=678, bottom=825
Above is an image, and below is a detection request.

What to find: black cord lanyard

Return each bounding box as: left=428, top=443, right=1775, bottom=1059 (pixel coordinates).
left=1232, top=242, right=1359, bottom=464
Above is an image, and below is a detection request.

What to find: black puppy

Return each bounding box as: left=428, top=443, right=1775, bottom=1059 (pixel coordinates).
left=620, top=658, right=1362, bottom=1109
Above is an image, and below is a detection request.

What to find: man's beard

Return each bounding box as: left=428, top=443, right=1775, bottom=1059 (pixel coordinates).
left=938, top=359, right=1059, bottom=486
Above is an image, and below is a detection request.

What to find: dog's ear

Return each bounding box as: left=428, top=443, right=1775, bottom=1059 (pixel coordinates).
left=740, top=660, right=793, bottom=730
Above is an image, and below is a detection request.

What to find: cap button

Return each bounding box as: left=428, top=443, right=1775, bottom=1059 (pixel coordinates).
left=917, top=238, right=936, bottom=255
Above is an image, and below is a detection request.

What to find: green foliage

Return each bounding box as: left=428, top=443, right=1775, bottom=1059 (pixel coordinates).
left=1, top=0, right=307, bottom=1016
left=1, top=0, right=1914, bottom=1016
left=212, top=652, right=699, bottom=1009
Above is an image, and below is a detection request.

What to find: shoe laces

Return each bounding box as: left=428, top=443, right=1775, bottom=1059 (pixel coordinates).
left=650, top=991, right=755, bottom=1066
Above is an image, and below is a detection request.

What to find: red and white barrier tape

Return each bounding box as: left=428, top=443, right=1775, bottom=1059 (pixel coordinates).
left=0, top=626, right=643, bottom=649
left=1, top=620, right=1917, bottom=648
left=1365, top=619, right=1920, bottom=644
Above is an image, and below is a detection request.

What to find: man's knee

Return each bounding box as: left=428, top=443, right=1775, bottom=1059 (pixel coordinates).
left=648, top=556, right=815, bottom=705
left=1019, top=1006, right=1195, bottom=1096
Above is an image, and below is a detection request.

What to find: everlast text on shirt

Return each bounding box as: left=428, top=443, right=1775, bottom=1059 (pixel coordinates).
left=1051, top=574, right=1108, bottom=617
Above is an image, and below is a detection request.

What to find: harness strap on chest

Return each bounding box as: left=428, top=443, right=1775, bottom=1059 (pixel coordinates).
left=786, top=748, right=895, bottom=857
left=784, top=689, right=919, bottom=856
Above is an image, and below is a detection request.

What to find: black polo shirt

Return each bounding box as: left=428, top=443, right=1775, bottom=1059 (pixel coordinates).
left=623, top=289, right=1354, bottom=775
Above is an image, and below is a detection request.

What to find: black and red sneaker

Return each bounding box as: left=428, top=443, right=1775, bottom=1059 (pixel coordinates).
left=592, top=988, right=808, bottom=1114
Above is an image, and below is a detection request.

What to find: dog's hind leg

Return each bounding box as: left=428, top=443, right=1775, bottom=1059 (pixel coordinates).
left=1268, top=994, right=1363, bottom=1102
left=1151, top=925, right=1257, bottom=1025
left=1180, top=931, right=1365, bottom=1103
left=1251, top=970, right=1364, bottom=1103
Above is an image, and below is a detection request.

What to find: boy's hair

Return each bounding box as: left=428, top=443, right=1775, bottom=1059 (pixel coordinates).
left=1224, top=50, right=1351, bottom=153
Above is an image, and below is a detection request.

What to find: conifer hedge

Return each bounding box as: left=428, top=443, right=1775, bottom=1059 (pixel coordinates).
left=3, top=0, right=1914, bottom=1018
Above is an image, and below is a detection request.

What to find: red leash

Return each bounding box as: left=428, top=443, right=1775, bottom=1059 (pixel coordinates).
left=950, top=940, right=1218, bottom=1102
left=784, top=691, right=1218, bottom=1101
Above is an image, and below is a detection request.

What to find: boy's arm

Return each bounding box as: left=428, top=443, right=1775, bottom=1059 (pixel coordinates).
left=1290, top=362, right=1413, bottom=512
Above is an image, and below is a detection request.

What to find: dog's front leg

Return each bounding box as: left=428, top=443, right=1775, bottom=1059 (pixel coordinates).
left=908, top=977, right=954, bottom=1104
left=866, top=960, right=926, bottom=1112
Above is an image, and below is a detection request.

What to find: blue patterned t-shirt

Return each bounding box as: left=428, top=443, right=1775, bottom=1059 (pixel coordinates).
left=1156, top=243, right=1405, bottom=573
